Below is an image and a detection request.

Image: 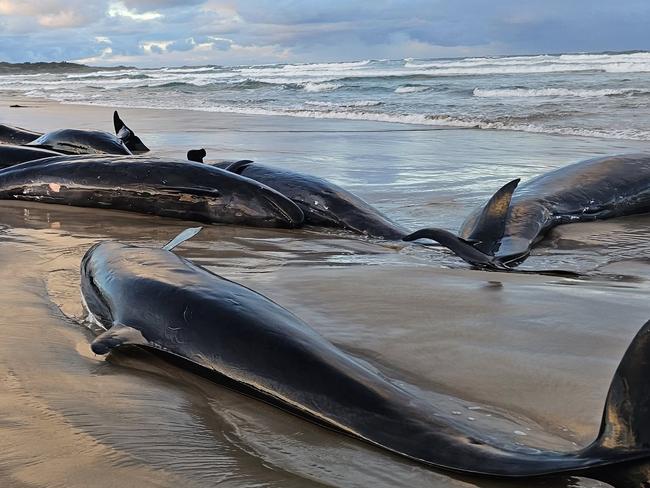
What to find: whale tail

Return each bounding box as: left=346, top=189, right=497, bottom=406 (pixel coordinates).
left=402, top=228, right=511, bottom=270
left=113, top=111, right=150, bottom=154
left=587, top=319, right=650, bottom=458
left=404, top=179, right=522, bottom=270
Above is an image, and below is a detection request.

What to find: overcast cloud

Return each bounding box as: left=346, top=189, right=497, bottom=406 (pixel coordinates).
left=1, top=0, right=649, bottom=67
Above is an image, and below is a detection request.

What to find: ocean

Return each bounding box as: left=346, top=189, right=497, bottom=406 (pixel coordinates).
left=3, top=51, right=650, bottom=140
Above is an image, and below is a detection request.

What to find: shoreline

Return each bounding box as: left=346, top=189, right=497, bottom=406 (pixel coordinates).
left=3, top=93, right=650, bottom=146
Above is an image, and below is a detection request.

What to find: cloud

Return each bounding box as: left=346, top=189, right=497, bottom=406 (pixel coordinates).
left=38, top=10, right=88, bottom=27
left=0, top=1, right=649, bottom=66
left=107, top=1, right=163, bottom=21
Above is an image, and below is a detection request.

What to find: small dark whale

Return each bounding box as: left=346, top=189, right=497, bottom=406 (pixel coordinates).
left=0, top=155, right=304, bottom=228
left=405, top=154, right=650, bottom=269
left=0, top=145, right=62, bottom=169
left=81, top=228, right=650, bottom=477
left=0, top=123, right=42, bottom=145
left=27, top=128, right=132, bottom=155
left=1, top=111, right=148, bottom=155
left=188, top=149, right=409, bottom=239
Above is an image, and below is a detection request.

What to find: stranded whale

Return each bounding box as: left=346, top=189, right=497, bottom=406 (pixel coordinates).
left=0, top=155, right=303, bottom=228
left=189, top=149, right=409, bottom=239
left=81, top=228, right=650, bottom=477
left=0, top=145, right=62, bottom=169
left=405, top=154, right=650, bottom=269
left=27, top=127, right=132, bottom=155
left=1, top=111, right=148, bottom=155
left=0, top=123, right=42, bottom=145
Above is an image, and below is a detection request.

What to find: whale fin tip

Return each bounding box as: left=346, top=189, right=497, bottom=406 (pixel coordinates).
left=91, top=323, right=148, bottom=355
left=113, top=111, right=123, bottom=133
left=162, top=227, right=202, bottom=251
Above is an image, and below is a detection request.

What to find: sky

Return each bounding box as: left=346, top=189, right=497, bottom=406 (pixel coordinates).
left=1, top=0, right=650, bottom=67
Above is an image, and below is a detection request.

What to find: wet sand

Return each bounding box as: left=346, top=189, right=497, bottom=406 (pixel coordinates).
left=1, top=97, right=650, bottom=487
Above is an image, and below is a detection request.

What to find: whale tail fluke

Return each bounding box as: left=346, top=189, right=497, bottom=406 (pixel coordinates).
left=589, top=319, right=650, bottom=456
left=402, top=228, right=511, bottom=270
left=113, top=111, right=150, bottom=154
left=404, top=178, right=522, bottom=270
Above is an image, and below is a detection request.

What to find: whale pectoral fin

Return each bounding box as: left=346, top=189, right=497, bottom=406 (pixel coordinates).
left=465, top=178, right=520, bottom=255
left=162, top=226, right=202, bottom=251
left=225, top=160, right=254, bottom=174
left=91, top=324, right=148, bottom=355
left=187, top=148, right=207, bottom=163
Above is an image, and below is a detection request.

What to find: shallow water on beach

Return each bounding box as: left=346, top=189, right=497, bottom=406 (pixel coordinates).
left=1, top=104, right=650, bottom=487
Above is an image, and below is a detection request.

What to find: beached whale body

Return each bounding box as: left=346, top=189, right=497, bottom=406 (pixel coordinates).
left=0, top=145, right=62, bottom=169
left=0, top=123, right=42, bottom=145
left=81, top=230, right=650, bottom=477
left=0, top=155, right=304, bottom=228
left=1, top=111, right=148, bottom=155
left=189, top=150, right=408, bottom=239
left=27, top=128, right=133, bottom=155
left=405, top=154, right=650, bottom=269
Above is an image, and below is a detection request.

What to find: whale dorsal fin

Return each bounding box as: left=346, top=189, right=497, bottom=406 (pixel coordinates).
left=226, top=160, right=254, bottom=174
left=589, top=318, right=650, bottom=454
left=91, top=323, right=148, bottom=355
left=465, top=178, right=520, bottom=255
left=113, top=111, right=150, bottom=153
left=162, top=227, right=202, bottom=251
left=187, top=148, right=207, bottom=163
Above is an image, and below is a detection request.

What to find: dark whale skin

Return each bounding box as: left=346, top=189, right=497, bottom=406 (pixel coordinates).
left=80, top=238, right=650, bottom=477
left=0, top=145, right=61, bottom=169
left=27, top=128, right=132, bottom=155
left=212, top=161, right=409, bottom=239
left=0, top=155, right=304, bottom=228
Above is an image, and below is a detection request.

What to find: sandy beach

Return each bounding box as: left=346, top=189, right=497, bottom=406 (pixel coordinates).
left=1, top=97, right=650, bottom=487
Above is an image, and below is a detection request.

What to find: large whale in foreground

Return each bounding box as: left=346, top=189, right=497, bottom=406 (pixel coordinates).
left=188, top=149, right=409, bottom=239
left=81, top=229, right=650, bottom=477
left=404, top=154, right=650, bottom=269
left=0, top=155, right=304, bottom=228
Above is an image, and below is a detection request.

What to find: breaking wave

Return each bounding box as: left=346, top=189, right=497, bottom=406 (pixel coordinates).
left=473, top=87, right=646, bottom=98
left=4, top=51, right=650, bottom=141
